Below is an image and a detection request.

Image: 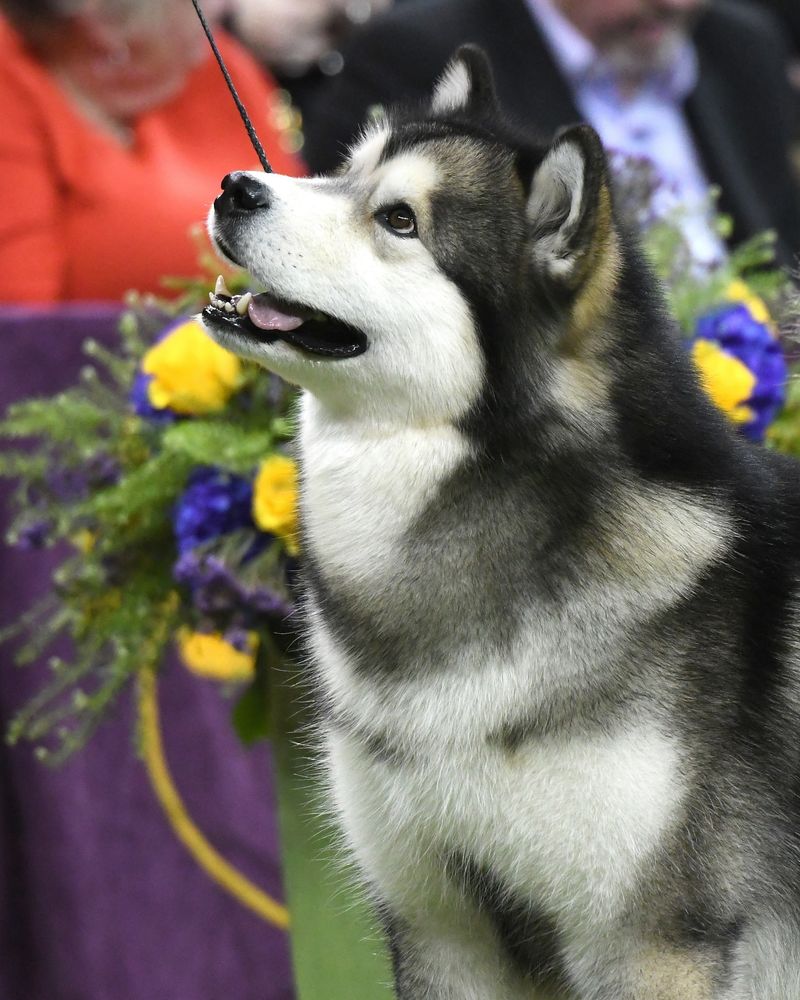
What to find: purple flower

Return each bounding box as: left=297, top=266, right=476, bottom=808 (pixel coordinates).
left=172, top=468, right=296, bottom=623
left=693, top=304, right=788, bottom=443
left=174, top=551, right=243, bottom=614
left=173, top=467, right=254, bottom=555
left=15, top=520, right=51, bottom=549
left=130, top=371, right=177, bottom=423
left=246, top=585, right=294, bottom=619
left=225, top=626, right=256, bottom=653
left=609, top=151, right=666, bottom=230
left=46, top=454, right=120, bottom=502
left=174, top=549, right=294, bottom=621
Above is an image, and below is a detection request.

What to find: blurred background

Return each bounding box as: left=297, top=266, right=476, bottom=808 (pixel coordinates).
left=1, top=1, right=799, bottom=998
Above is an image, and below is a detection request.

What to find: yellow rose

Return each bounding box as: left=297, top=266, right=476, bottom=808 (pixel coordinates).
left=177, top=629, right=258, bottom=682
left=691, top=338, right=756, bottom=425
left=252, top=455, right=299, bottom=555
left=725, top=279, right=773, bottom=329
left=142, top=319, right=242, bottom=415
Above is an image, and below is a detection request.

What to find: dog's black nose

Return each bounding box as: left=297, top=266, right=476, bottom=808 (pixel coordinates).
left=214, top=172, right=270, bottom=215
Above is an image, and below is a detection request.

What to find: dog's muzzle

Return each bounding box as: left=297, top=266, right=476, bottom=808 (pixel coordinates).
left=204, top=172, right=369, bottom=359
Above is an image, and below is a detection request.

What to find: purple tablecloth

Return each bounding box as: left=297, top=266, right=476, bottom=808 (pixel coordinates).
left=0, top=306, right=294, bottom=1000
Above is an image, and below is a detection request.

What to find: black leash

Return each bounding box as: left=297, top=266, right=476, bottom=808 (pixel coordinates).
left=190, top=0, right=273, bottom=173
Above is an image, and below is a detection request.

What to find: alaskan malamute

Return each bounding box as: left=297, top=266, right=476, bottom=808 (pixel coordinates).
left=202, top=46, right=800, bottom=1000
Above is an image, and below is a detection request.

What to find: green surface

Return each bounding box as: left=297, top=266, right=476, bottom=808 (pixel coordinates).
left=270, top=655, right=394, bottom=999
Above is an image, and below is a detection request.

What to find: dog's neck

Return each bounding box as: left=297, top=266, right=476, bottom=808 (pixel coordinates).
left=298, top=392, right=472, bottom=589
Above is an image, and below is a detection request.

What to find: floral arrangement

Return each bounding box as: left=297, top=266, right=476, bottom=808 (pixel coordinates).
left=1, top=272, right=301, bottom=761
left=1, top=160, right=799, bottom=766
left=612, top=152, right=796, bottom=445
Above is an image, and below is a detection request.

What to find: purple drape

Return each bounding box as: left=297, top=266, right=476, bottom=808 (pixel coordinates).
left=0, top=306, right=293, bottom=1000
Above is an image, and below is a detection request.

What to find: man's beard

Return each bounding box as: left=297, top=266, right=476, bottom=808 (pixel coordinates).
left=600, top=6, right=705, bottom=82
left=604, top=25, right=686, bottom=78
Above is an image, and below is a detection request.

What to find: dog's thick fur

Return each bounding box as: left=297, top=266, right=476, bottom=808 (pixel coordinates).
left=204, top=47, right=800, bottom=999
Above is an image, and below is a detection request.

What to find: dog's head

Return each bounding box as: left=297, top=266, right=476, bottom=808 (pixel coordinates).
left=203, top=46, right=621, bottom=427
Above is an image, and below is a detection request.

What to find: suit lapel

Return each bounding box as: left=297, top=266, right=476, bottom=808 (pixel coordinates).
left=685, top=70, right=772, bottom=245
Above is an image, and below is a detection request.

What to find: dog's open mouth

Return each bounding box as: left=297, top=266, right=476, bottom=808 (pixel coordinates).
left=202, top=276, right=367, bottom=359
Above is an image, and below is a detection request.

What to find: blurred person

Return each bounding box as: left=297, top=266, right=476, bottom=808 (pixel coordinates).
left=756, top=0, right=800, bottom=152
left=302, top=0, right=800, bottom=267
left=229, top=0, right=392, bottom=79
left=227, top=0, right=394, bottom=121
left=0, top=0, right=303, bottom=303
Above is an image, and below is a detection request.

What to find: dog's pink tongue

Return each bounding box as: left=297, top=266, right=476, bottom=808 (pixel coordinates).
left=247, top=293, right=304, bottom=332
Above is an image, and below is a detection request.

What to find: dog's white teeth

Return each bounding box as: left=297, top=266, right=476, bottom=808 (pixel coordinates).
left=215, top=275, right=232, bottom=297
left=235, top=292, right=253, bottom=316
left=208, top=292, right=216, bottom=304
left=223, top=301, right=235, bottom=313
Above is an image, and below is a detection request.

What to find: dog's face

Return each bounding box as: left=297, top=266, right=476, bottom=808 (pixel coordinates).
left=203, top=46, right=619, bottom=428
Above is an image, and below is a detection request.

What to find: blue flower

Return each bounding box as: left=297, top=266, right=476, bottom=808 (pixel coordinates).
left=173, top=467, right=254, bottom=555
left=130, top=371, right=177, bottom=423
left=692, top=303, right=787, bottom=443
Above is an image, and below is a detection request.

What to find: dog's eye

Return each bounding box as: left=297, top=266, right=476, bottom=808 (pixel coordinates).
left=378, top=204, right=417, bottom=237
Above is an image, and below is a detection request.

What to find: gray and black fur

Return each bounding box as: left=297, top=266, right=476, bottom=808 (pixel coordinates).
left=205, top=45, right=800, bottom=1000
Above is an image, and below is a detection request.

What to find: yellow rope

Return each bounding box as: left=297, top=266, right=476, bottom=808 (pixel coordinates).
left=137, top=667, right=290, bottom=930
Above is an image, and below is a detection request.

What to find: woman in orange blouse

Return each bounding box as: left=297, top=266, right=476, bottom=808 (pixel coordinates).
left=0, top=0, right=304, bottom=303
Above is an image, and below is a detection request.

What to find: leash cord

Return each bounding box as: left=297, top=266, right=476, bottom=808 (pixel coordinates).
left=190, top=0, right=273, bottom=172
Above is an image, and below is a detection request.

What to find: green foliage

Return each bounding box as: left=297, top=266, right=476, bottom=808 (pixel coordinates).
left=768, top=369, right=800, bottom=455
left=641, top=214, right=789, bottom=336
left=0, top=391, right=117, bottom=441
left=83, top=451, right=195, bottom=552
left=613, top=159, right=792, bottom=335
left=1, top=297, right=297, bottom=763
left=162, top=421, right=276, bottom=474
left=231, top=665, right=272, bottom=746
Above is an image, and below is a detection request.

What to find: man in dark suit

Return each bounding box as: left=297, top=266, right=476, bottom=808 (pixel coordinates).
left=302, top=0, right=800, bottom=267
left=760, top=0, right=800, bottom=51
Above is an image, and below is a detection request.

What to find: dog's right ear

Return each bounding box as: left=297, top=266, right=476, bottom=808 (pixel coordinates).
left=526, top=126, right=621, bottom=350
left=526, top=124, right=617, bottom=293
left=430, top=45, right=498, bottom=116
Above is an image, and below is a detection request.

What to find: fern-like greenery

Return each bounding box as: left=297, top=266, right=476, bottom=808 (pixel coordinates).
left=1, top=292, right=296, bottom=764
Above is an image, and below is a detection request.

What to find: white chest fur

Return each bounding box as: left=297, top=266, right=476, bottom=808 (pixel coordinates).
left=299, top=393, right=472, bottom=588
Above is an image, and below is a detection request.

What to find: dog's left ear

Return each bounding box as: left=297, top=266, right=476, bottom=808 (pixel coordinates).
left=430, top=45, right=498, bottom=116
left=526, top=125, right=617, bottom=291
